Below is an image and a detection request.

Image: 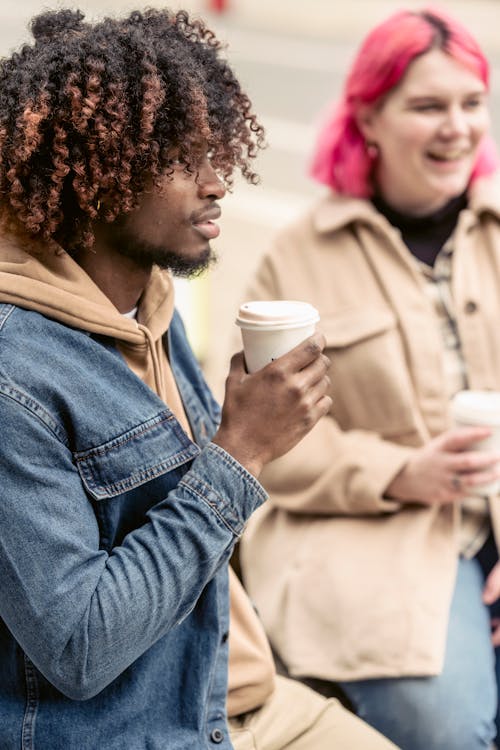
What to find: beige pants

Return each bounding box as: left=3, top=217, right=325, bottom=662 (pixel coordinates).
left=229, top=676, right=400, bottom=750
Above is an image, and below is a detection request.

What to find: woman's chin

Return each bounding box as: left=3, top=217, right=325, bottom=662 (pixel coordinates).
left=425, top=174, right=470, bottom=204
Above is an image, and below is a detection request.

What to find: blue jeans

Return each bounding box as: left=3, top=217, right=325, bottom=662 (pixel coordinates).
left=340, top=535, right=500, bottom=750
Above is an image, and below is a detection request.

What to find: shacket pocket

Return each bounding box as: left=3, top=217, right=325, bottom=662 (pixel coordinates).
left=74, top=410, right=200, bottom=500
left=321, top=307, right=418, bottom=438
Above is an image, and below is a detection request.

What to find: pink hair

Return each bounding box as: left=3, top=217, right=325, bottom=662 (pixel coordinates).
left=310, top=8, right=499, bottom=196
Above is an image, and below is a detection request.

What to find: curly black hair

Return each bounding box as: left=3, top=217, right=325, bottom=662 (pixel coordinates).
left=0, top=8, right=265, bottom=252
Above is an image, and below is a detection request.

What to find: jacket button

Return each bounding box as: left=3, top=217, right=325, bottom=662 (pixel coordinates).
left=221, top=631, right=229, bottom=644
left=464, top=300, right=478, bottom=314
left=210, top=728, right=224, bottom=743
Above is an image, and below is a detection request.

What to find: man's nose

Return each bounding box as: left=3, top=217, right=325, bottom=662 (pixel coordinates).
left=196, top=159, right=226, bottom=199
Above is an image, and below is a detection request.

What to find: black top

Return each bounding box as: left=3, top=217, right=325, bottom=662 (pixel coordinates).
left=372, top=193, right=468, bottom=267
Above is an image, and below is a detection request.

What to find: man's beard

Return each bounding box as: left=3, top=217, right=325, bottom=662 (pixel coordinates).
left=126, top=241, right=216, bottom=278
left=114, top=233, right=217, bottom=278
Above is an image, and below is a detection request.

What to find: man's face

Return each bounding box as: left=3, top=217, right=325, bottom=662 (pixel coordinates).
left=105, top=153, right=226, bottom=276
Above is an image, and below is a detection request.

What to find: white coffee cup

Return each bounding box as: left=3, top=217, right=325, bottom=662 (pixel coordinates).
left=236, top=300, right=320, bottom=373
left=450, top=390, right=500, bottom=496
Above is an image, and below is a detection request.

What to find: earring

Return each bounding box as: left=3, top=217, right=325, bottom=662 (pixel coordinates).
left=366, top=142, right=379, bottom=160
left=96, top=199, right=101, bottom=212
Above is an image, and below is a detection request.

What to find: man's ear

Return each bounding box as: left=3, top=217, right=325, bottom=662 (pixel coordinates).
left=355, top=104, right=377, bottom=142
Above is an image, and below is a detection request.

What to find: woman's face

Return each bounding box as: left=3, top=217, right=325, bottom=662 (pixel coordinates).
left=359, top=48, right=490, bottom=215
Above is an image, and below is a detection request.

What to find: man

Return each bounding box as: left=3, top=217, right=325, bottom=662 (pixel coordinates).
left=0, top=8, right=398, bottom=749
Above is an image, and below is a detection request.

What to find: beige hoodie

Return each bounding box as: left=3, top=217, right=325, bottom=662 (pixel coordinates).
left=0, top=234, right=275, bottom=718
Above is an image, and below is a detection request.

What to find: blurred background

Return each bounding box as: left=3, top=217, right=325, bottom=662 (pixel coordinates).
left=2, top=0, right=500, bottom=398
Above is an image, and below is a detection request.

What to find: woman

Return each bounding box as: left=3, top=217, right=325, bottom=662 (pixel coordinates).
left=239, top=9, right=500, bottom=750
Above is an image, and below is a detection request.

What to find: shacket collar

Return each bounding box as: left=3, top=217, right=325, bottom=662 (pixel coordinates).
left=312, top=171, right=500, bottom=236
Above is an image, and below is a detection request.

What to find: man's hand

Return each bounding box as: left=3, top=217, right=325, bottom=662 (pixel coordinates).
left=212, top=332, right=332, bottom=478
left=386, top=428, right=500, bottom=505
left=483, top=561, right=500, bottom=646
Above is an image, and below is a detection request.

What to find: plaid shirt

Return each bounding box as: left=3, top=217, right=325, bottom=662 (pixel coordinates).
left=415, top=245, right=490, bottom=559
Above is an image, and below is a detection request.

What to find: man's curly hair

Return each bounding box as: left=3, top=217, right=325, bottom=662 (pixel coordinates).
left=0, top=8, right=265, bottom=252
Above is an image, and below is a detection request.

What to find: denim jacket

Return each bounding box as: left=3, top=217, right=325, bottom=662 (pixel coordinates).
left=0, top=302, right=267, bottom=749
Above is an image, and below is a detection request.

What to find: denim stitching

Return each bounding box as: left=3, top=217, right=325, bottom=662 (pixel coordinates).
left=21, top=655, right=39, bottom=750
left=207, top=443, right=268, bottom=499
left=181, top=475, right=235, bottom=509
left=73, top=412, right=175, bottom=459
left=77, top=445, right=200, bottom=499
left=178, top=479, right=241, bottom=535
left=180, top=474, right=241, bottom=530
left=0, top=385, right=68, bottom=445
left=0, top=303, right=15, bottom=331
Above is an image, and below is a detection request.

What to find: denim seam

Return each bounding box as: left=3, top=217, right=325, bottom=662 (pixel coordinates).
left=21, top=655, right=39, bottom=750
left=77, top=446, right=199, bottom=499
left=74, top=412, right=175, bottom=458
left=0, top=303, right=15, bottom=330
left=0, top=385, right=68, bottom=445
left=207, top=443, right=268, bottom=500
left=178, top=479, right=241, bottom=536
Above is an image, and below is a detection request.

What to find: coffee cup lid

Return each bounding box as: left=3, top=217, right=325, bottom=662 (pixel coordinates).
left=236, top=300, right=320, bottom=331
left=451, top=390, right=500, bottom=426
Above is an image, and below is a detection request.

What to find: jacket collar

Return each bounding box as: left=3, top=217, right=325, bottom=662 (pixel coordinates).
left=312, top=171, right=500, bottom=235
left=468, top=171, right=500, bottom=218
left=312, top=192, right=383, bottom=235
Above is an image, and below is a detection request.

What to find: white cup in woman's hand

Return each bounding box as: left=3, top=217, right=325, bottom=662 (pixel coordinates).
left=451, top=390, right=500, bottom=495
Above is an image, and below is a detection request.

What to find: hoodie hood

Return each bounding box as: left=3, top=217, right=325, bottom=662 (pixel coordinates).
left=0, top=234, right=174, bottom=346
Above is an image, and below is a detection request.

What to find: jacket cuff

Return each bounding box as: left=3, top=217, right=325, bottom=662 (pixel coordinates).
left=355, top=441, right=417, bottom=513
left=179, top=442, right=268, bottom=536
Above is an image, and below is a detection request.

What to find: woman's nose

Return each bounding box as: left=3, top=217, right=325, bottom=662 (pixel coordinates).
left=440, top=105, right=469, bottom=137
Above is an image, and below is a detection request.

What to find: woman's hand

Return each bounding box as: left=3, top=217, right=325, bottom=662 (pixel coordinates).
left=386, top=427, right=500, bottom=505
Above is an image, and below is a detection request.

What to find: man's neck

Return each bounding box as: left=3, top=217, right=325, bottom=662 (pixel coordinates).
left=74, top=235, right=152, bottom=314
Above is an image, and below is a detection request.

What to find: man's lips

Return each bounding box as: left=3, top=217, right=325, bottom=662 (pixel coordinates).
left=191, top=205, right=221, bottom=240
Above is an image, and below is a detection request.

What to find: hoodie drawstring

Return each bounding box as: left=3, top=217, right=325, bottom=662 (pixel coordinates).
left=138, top=323, right=164, bottom=396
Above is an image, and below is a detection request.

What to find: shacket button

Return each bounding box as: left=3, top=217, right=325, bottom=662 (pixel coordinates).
left=210, top=728, right=224, bottom=743
left=464, top=300, right=478, bottom=314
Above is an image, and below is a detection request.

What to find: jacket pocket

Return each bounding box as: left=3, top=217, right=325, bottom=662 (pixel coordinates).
left=321, top=308, right=417, bottom=438
left=322, top=307, right=396, bottom=347
left=74, top=410, right=200, bottom=500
